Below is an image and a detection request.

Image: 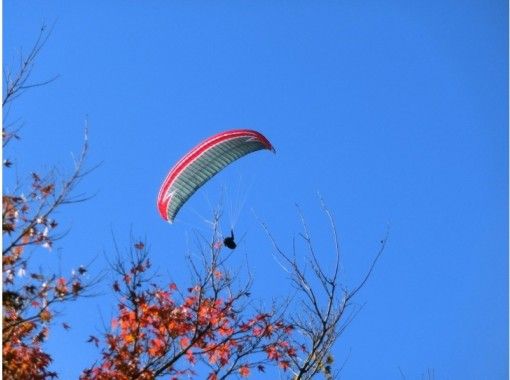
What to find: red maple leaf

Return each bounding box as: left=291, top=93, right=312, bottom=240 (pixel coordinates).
left=239, top=365, right=250, bottom=377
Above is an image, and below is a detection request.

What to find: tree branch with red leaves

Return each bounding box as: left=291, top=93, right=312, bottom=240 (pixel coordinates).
left=82, top=215, right=297, bottom=380
left=3, top=28, right=97, bottom=379
left=2, top=131, right=97, bottom=379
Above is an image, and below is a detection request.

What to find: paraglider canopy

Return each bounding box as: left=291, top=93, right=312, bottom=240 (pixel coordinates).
left=157, top=129, right=275, bottom=223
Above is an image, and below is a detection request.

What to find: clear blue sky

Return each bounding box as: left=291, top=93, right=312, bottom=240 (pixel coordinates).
left=4, top=1, right=508, bottom=379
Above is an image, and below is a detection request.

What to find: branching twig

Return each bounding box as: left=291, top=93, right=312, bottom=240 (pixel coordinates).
left=260, top=197, right=388, bottom=379
left=3, top=23, right=59, bottom=108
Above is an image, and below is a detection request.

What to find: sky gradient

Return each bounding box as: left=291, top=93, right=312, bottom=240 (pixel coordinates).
left=3, top=1, right=508, bottom=379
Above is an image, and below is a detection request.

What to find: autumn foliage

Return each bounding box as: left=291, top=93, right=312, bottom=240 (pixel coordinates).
left=81, top=241, right=297, bottom=379
left=2, top=142, right=91, bottom=379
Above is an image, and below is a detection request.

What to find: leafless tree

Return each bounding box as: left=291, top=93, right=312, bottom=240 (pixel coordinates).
left=261, top=197, right=388, bottom=379
left=3, top=23, right=59, bottom=108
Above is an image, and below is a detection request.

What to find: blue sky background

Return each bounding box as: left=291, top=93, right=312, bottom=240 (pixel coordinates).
left=3, top=1, right=508, bottom=379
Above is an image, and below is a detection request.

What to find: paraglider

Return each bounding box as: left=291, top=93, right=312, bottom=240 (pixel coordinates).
left=223, top=229, right=237, bottom=250
left=157, top=129, right=275, bottom=224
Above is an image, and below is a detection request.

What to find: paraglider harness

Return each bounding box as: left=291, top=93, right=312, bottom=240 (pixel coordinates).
left=223, top=229, right=237, bottom=250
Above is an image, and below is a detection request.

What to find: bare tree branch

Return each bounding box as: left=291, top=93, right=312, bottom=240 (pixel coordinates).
left=3, top=22, right=58, bottom=108
left=259, top=198, right=388, bottom=379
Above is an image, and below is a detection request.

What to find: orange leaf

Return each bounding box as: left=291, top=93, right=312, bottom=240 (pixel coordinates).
left=185, top=350, right=196, bottom=364
left=265, top=345, right=280, bottom=361
left=239, top=365, right=250, bottom=377
left=180, top=337, right=190, bottom=349
left=148, top=338, right=165, bottom=357
left=40, top=309, right=52, bottom=322
left=40, top=184, right=54, bottom=196
left=213, top=270, right=223, bottom=280
left=278, top=360, right=290, bottom=371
